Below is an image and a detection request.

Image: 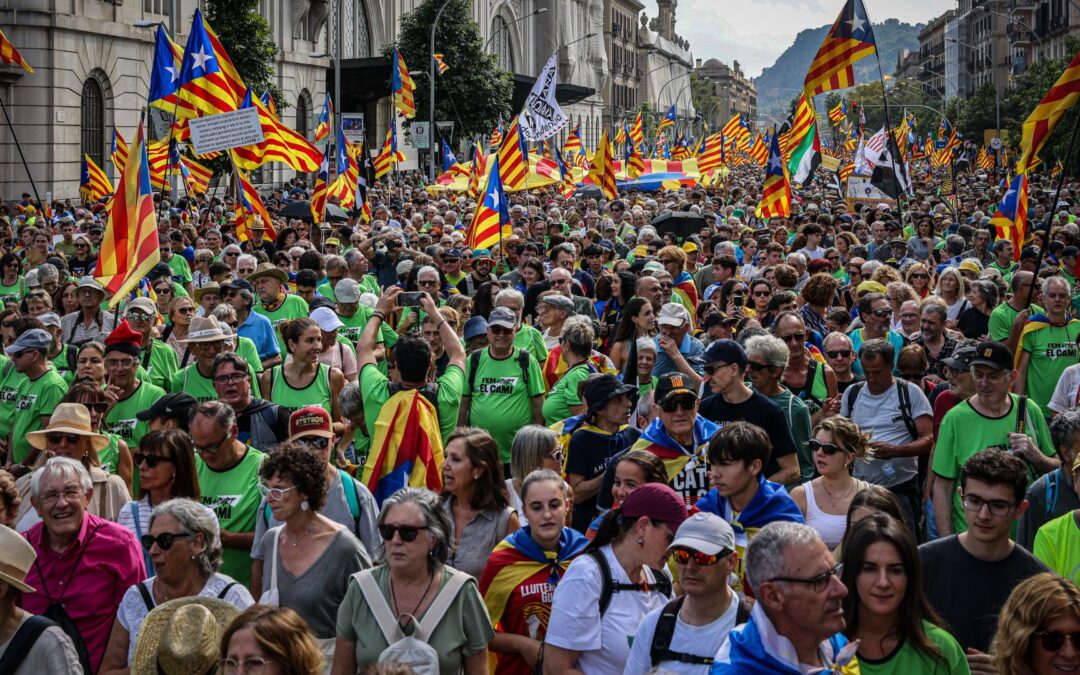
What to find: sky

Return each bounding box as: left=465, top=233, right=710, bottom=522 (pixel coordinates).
left=639, top=0, right=946, bottom=78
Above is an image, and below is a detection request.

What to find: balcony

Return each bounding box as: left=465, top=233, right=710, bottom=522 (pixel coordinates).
left=1011, top=0, right=1037, bottom=10
left=1008, top=24, right=1032, bottom=45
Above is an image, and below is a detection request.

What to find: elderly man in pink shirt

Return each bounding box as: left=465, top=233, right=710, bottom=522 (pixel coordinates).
left=20, top=457, right=144, bottom=674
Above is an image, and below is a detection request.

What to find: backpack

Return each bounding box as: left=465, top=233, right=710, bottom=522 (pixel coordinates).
left=0, top=615, right=57, bottom=674
left=32, top=524, right=100, bottom=675
left=354, top=569, right=471, bottom=675
left=846, top=379, right=919, bottom=441
left=467, top=348, right=532, bottom=396
left=586, top=548, right=672, bottom=617
left=263, top=468, right=361, bottom=536
left=136, top=579, right=238, bottom=611
left=649, top=594, right=752, bottom=667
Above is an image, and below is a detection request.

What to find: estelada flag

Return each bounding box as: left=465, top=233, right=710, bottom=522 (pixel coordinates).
left=362, top=390, right=444, bottom=506
left=467, top=155, right=511, bottom=251
left=803, top=0, right=877, bottom=96
left=990, top=173, right=1029, bottom=261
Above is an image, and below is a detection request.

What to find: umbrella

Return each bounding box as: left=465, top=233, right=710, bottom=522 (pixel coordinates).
left=650, top=211, right=706, bottom=241
left=276, top=200, right=349, bottom=223
left=572, top=185, right=603, bottom=199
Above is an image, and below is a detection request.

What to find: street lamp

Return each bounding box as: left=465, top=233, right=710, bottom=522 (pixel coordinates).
left=428, top=0, right=455, bottom=181
left=948, top=37, right=1000, bottom=140
left=976, top=5, right=1044, bottom=46
left=484, top=7, right=549, bottom=53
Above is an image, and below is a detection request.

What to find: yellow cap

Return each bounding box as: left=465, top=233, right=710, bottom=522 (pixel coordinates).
left=682, top=241, right=700, bottom=253
left=635, top=245, right=647, bottom=257
left=856, top=280, right=887, bottom=295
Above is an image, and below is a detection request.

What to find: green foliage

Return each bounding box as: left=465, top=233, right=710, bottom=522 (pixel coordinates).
left=393, top=0, right=513, bottom=140
left=690, top=73, right=722, bottom=126
left=957, top=82, right=1001, bottom=140
left=1004, top=36, right=1080, bottom=172
left=203, top=0, right=284, bottom=111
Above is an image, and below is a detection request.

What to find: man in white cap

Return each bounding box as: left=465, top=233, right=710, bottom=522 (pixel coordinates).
left=625, top=512, right=745, bottom=674
left=0, top=524, right=82, bottom=673
left=653, top=303, right=705, bottom=380
left=309, top=306, right=358, bottom=382
left=60, top=276, right=114, bottom=348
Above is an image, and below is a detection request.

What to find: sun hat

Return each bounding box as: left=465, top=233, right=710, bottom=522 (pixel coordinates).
left=0, top=524, right=37, bottom=592
left=130, top=597, right=241, bottom=675
left=179, top=316, right=228, bottom=344
left=246, top=262, right=288, bottom=284
left=192, top=282, right=222, bottom=304
left=27, top=402, right=109, bottom=452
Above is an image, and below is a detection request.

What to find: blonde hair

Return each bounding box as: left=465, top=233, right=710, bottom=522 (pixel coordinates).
left=814, top=416, right=872, bottom=463
left=657, top=245, right=687, bottom=267
left=872, top=265, right=901, bottom=286
left=220, top=606, right=323, bottom=675
left=991, top=573, right=1080, bottom=675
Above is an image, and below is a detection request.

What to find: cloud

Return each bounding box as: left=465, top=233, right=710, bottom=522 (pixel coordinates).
left=640, top=0, right=945, bottom=77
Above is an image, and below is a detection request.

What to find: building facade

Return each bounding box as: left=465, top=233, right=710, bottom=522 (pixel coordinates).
left=635, top=0, right=694, bottom=141
left=694, top=58, right=756, bottom=131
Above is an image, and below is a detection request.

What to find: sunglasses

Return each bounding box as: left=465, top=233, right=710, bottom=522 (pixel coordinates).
left=46, top=433, right=82, bottom=445
left=1035, top=630, right=1080, bottom=652
left=296, top=436, right=329, bottom=449
left=546, top=449, right=564, bottom=465
left=140, top=531, right=192, bottom=551
left=871, top=308, right=892, bottom=318
left=134, top=452, right=174, bottom=468
left=747, top=361, right=772, bottom=371
left=154, top=287, right=173, bottom=295
left=660, top=397, right=696, bottom=412
left=703, top=362, right=729, bottom=376
left=910, top=273, right=929, bottom=280
left=670, top=548, right=727, bottom=566
left=825, top=349, right=852, bottom=358
left=176, top=306, right=195, bottom=314
left=753, top=290, right=771, bottom=297
left=808, top=439, right=844, bottom=455
left=779, top=332, right=806, bottom=343
left=378, top=524, right=429, bottom=542
left=82, top=402, right=110, bottom=413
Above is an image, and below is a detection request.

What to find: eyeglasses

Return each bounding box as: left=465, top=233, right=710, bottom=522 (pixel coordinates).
left=702, top=362, right=730, bottom=376
left=871, top=308, right=892, bottom=318
left=546, top=449, right=564, bottom=465
left=213, top=372, right=248, bottom=385
left=140, top=531, right=192, bottom=551
left=296, top=436, right=329, bottom=449
left=221, top=657, right=272, bottom=674
left=193, top=432, right=229, bottom=455
left=46, top=433, right=82, bottom=446
left=1035, top=630, right=1080, bottom=652
left=39, top=488, right=83, bottom=505
left=126, top=311, right=152, bottom=323
left=779, top=332, right=806, bottom=343
left=379, top=524, right=429, bottom=542
left=105, top=358, right=137, bottom=369
left=257, top=484, right=300, bottom=501
left=961, top=493, right=1016, bottom=517
left=176, top=306, right=195, bottom=315
left=747, top=361, right=772, bottom=371
left=769, top=563, right=843, bottom=593
left=808, top=439, right=844, bottom=455
left=659, top=397, right=696, bottom=413
left=134, top=452, right=174, bottom=468
left=670, top=548, right=727, bottom=566
left=847, top=268, right=862, bottom=275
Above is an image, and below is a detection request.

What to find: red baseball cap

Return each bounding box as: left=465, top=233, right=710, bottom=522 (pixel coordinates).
left=288, top=406, right=333, bottom=441
left=619, top=483, right=688, bottom=532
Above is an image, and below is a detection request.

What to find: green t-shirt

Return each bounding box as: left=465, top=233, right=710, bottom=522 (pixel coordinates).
left=165, top=254, right=193, bottom=286
left=196, top=447, right=264, bottom=586
left=49, top=345, right=73, bottom=383
left=514, top=324, right=549, bottom=365
left=0, top=277, right=26, bottom=306
left=857, top=621, right=970, bottom=675
left=170, top=361, right=261, bottom=402
left=934, top=394, right=1055, bottom=534
left=1034, top=510, right=1080, bottom=584
left=10, top=369, right=68, bottom=464
left=236, top=336, right=265, bottom=375
left=266, top=363, right=332, bottom=415
left=139, top=340, right=180, bottom=391
left=105, top=380, right=168, bottom=451
left=1021, top=321, right=1080, bottom=415
left=253, top=294, right=309, bottom=354
left=98, top=433, right=122, bottom=476
left=337, top=308, right=392, bottom=378
left=542, top=363, right=593, bottom=426
left=989, top=260, right=1017, bottom=281
left=768, top=388, right=813, bottom=485
left=359, top=363, right=465, bottom=445
left=464, top=347, right=545, bottom=463
left=988, top=302, right=1043, bottom=342
left=0, top=358, right=26, bottom=438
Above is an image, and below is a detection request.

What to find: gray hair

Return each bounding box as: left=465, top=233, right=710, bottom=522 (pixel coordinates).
left=1050, top=409, right=1080, bottom=455
left=560, top=315, right=595, bottom=357
left=635, top=389, right=654, bottom=418
left=786, top=252, right=807, bottom=268
left=745, top=521, right=824, bottom=595
left=30, top=456, right=92, bottom=500
left=38, top=263, right=58, bottom=282
left=636, top=336, right=656, bottom=353
left=552, top=242, right=576, bottom=259
left=236, top=254, right=257, bottom=270
left=150, top=498, right=223, bottom=576
left=1042, top=275, right=1070, bottom=296
left=378, top=488, right=453, bottom=571
left=945, top=234, right=966, bottom=255
left=495, top=288, right=524, bottom=306
left=211, top=304, right=237, bottom=323
left=339, top=382, right=362, bottom=419
left=861, top=259, right=882, bottom=276
left=822, top=331, right=853, bottom=350
left=969, top=279, right=999, bottom=308
left=190, top=400, right=236, bottom=431
left=521, top=468, right=569, bottom=502
left=510, top=425, right=559, bottom=485
left=920, top=302, right=947, bottom=323
left=417, top=265, right=440, bottom=281
left=211, top=352, right=250, bottom=380
left=324, top=255, right=347, bottom=273
left=344, top=249, right=365, bottom=267
left=745, top=334, right=789, bottom=368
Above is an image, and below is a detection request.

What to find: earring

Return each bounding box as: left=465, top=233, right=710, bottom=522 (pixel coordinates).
left=301, top=500, right=310, bottom=511
left=637, top=537, right=645, bottom=548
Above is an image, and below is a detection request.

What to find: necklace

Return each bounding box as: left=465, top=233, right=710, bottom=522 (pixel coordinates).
left=284, top=521, right=316, bottom=548
left=821, top=476, right=857, bottom=505
left=390, top=572, right=436, bottom=628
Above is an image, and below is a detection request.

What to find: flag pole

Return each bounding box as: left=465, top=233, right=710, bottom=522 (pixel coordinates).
left=872, top=58, right=904, bottom=225
left=0, top=92, right=45, bottom=213
left=1023, top=112, right=1080, bottom=310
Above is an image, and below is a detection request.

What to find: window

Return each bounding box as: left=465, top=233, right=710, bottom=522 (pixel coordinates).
left=296, top=94, right=310, bottom=139
left=81, top=78, right=105, bottom=168
left=492, top=16, right=514, bottom=71
left=143, top=0, right=170, bottom=15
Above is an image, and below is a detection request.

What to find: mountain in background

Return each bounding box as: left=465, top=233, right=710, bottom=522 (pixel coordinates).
left=753, top=19, right=923, bottom=117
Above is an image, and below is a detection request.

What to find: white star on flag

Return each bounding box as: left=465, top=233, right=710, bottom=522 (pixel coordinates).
left=768, top=154, right=783, bottom=172
left=165, top=65, right=178, bottom=83
left=190, top=47, right=215, bottom=73
left=847, top=16, right=866, bottom=34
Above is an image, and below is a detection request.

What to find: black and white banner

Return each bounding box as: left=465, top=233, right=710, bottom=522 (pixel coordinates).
left=519, top=52, right=568, bottom=142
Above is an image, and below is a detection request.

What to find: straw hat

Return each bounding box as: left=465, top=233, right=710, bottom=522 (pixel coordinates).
left=193, top=282, right=221, bottom=304
left=131, top=597, right=240, bottom=675
left=179, top=316, right=228, bottom=344
left=27, top=403, right=109, bottom=452
left=246, top=262, right=288, bottom=284
left=0, top=525, right=37, bottom=592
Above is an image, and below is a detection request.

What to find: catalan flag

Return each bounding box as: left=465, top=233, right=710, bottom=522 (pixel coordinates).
left=554, top=148, right=577, bottom=198
left=804, top=0, right=877, bottom=96
left=331, top=131, right=361, bottom=209
left=1016, top=49, right=1080, bottom=174
left=178, top=156, right=213, bottom=195
left=829, top=99, right=848, bottom=125
left=231, top=163, right=275, bottom=240
left=146, top=139, right=173, bottom=191
left=991, top=174, right=1029, bottom=261
left=563, top=122, right=582, bottom=156
left=722, top=114, right=751, bottom=151
left=310, top=143, right=332, bottom=223
left=658, top=104, right=677, bottom=134
left=148, top=25, right=196, bottom=118
left=434, top=53, right=450, bottom=75
left=589, top=130, right=618, bottom=199
left=94, top=121, right=158, bottom=306
left=0, top=28, right=32, bottom=73
left=624, top=131, right=646, bottom=179
left=977, top=147, right=995, bottom=170
left=467, top=154, right=511, bottom=250
left=759, top=131, right=792, bottom=218
left=362, top=390, right=445, bottom=505
left=839, top=161, right=855, bottom=182
left=232, top=89, right=322, bottom=172
left=373, top=120, right=405, bottom=178
left=391, top=47, right=417, bottom=119
left=177, top=8, right=247, bottom=117
left=260, top=89, right=278, bottom=117
left=1053, top=159, right=1065, bottom=177
left=80, top=155, right=113, bottom=203
left=490, top=118, right=504, bottom=151
left=498, top=116, right=528, bottom=191
left=112, top=129, right=129, bottom=175
left=698, top=132, right=725, bottom=175
left=466, top=145, right=486, bottom=199
left=749, top=133, right=769, bottom=166
left=629, top=113, right=645, bottom=150
left=314, top=93, right=333, bottom=143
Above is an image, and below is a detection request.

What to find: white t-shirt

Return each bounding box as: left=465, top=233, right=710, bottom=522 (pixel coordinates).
left=1048, top=363, right=1080, bottom=414
left=0, top=610, right=82, bottom=675
left=623, top=594, right=740, bottom=675
left=546, top=545, right=673, bottom=675
left=841, top=380, right=932, bottom=488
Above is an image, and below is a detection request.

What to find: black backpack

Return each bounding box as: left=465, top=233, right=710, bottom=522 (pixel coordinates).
left=846, top=379, right=918, bottom=440
left=586, top=548, right=672, bottom=616
left=467, top=348, right=532, bottom=395
left=0, top=615, right=58, bottom=673
left=32, top=524, right=100, bottom=675
left=649, top=594, right=752, bottom=667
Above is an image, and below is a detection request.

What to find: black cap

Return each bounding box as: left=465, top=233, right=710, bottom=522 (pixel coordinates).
left=136, top=392, right=198, bottom=422
left=1020, top=246, right=1041, bottom=262
left=222, top=278, right=254, bottom=294
left=147, top=262, right=173, bottom=281
left=1064, top=246, right=1079, bottom=258
left=700, top=338, right=748, bottom=367
left=702, top=313, right=732, bottom=330
left=940, top=345, right=978, bottom=370
left=654, top=372, right=698, bottom=404
left=969, top=341, right=1013, bottom=372
left=583, top=374, right=637, bottom=414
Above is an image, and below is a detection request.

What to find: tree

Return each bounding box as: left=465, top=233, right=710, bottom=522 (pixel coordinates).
left=1005, top=36, right=1080, bottom=172
left=957, top=82, right=1000, bottom=140
left=690, top=73, right=721, bottom=128
left=393, top=0, right=513, bottom=141
left=204, top=0, right=284, bottom=111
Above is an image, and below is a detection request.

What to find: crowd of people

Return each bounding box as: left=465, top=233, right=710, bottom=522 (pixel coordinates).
left=4, top=162, right=1080, bottom=675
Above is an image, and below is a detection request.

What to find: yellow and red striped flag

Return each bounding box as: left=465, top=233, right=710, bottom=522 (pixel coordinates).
left=232, top=91, right=322, bottom=172
left=179, top=156, right=213, bottom=195
left=749, top=133, right=769, bottom=166
left=0, top=28, right=32, bottom=73
left=111, top=129, right=129, bottom=175
left=758, top=132, right=792, bottom=218
left=146, top=139, right=172, bottom=191
left=391, top=48, right=416, bottom=119
left=177, top=8, right=247, bottom=117
left=697, top=132, right=725, bottom=175
left=80, top=155, right=113, bottom=203
left=828, top=100, right=847, bottom=125
left=562, top=122, right=582, bottom=157
left=589, top=130, right=618, bottom=199
left=839, top=161, right=854, bottom=182
left=804, top=0, right=877, bottom=96
left=466, top=146, right=486, bottom=199
left=990, top=174, right=1029, bottom=259
left=94, top=121, right=158, bottom=306
left=230, top=162, right=276, bottom=241
left=498, top=116, right=527, bottom=191
left=1016, top=49, right=1080, bottom=174
left=310, top=144, right=332, bottom=223
left=373, top=120, right=405, bottom=179
left=467, top=155, right=512, bottom=250
left=434, top=53, right=450, bottom=75
left=629, top=113, right=644, bottom=149
left=313, top=93, right=333, bottom=143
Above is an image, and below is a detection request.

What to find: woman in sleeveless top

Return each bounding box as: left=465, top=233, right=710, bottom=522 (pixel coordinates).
left=774, top=311, right=838, bottom=425
left=259, top=317, right=344, bottom=420
left=164, top=296, right=195, bottom=363
left=440, top=427, right=520, bottom=580
left=790, top=416, right=872, bottom=549
left=608, top=298, right=656, bottom=374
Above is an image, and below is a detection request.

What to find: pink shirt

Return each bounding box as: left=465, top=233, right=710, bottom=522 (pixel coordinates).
left=21, top=512, right=146, bottom=673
